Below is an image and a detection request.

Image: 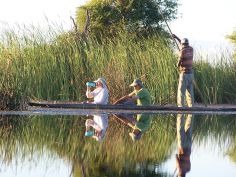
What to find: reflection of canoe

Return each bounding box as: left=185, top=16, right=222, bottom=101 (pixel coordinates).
left=28, top=101, right=236, bottom=113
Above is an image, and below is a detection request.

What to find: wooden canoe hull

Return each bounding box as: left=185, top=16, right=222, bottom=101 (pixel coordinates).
left=28, top=101, right=236, bottom=112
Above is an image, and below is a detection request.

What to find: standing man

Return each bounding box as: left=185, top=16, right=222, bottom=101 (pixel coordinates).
left=173, top=34, right=194, bottom=107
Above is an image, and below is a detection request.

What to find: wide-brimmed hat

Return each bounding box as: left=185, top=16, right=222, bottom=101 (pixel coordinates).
left=129, top=79, right=143, bottom=87
left=94, top=77, right=107, bottom=86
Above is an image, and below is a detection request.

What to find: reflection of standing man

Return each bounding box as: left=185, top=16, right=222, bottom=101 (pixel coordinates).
left=172, top=34, right=194, bottom=107
left=176, top=114, right=194, bottom=177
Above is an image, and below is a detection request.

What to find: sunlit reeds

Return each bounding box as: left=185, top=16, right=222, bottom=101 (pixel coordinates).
left=0, top=25, right=235, bottom=109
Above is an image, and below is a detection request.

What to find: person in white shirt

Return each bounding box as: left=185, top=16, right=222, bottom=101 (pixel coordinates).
left=85, top=77, right=109, bottom=104
left=85, top=114, right=109, bottom=142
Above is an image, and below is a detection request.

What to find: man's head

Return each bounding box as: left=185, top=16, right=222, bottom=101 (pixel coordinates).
left=130, top=79, right=143, bottom=90
left=181, top=38, right=189, bottom=46
left=176, top=154, right=191, bottom=177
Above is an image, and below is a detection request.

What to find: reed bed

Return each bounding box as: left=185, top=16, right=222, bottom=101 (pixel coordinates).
left=0, top=25, right=236, bottom=109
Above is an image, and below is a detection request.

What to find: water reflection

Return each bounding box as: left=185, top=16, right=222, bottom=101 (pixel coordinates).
left=1, top=114, right=236, bottom=177
left=85, top=114, right=108, bottom=141
left=175, top=114, right=194, bottom=177
left=113, top=113, right=152, bottom=141
left=81, top=113, right=174, bottom=177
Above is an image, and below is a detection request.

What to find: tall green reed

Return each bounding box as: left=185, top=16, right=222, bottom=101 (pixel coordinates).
left=194, top=51, right=236, bottom=104
left=0, top=24, right=235, bottom=109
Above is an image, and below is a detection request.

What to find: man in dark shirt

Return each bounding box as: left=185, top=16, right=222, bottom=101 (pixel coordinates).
left=173, top=34, right=194, bottom=107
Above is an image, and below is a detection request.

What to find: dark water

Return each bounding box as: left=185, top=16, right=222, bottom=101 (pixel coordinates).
left=0, top=112, right=236, bottom=177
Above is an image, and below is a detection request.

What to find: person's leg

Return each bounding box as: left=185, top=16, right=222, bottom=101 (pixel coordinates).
left=114, top=100, right=136, bottom=123
left=122, top=99, right=136, bottom=105
left=184, top=114, right=194, bottom=150
left=176, top=114, right=186, bottom=149
left=186, top=74, right=194, bottom=107
left=113, top=114, right=136, bottom=126
left=115, top=98, right=135, bottom=105
left=177, top=73, right=187, bottom=107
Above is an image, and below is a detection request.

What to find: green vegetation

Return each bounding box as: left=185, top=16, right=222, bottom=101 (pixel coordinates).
left=76, top=0, right=178, bottom=36
left=226, top=29, right=236, bottom=60
left=0, top=25, right=236, bottom=110
left=193, top=115, right=236, bottom=164
left=0, top=114, right=176, bottom=176
left=228, top=146, right=236, bottom=164
left=194, top=54, right=236, bottom=103
left=1, top=114, right=236, bottom=176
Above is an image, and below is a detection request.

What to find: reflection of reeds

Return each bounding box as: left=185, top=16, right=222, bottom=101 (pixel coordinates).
left=228, top=146, right=236, bottom=163
left=192, top=115, right=236, bottom=166
left=0, top=25, right=236, bottom=109
left=193, top=115, right=236, bottom=148
left=1, top=115, right=236, bottom=175
left=0, top=115, right=176, bottom=175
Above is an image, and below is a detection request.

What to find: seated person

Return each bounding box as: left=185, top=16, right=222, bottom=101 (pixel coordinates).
left=113, top=113, right=152, bottom=141
left=113, top=79, right=151, bottom=106
left=85, top=77, right=109, bottom=104
left=85, top=114, right=108, bottom=142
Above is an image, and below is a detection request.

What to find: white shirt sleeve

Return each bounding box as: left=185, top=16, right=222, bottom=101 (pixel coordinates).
left=86, top=88, right=109, bottom=104
left=86, top=87, right=101, bottom=98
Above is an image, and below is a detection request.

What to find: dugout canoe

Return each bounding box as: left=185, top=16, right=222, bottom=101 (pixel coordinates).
left=28, top=101, right=236, bottom=113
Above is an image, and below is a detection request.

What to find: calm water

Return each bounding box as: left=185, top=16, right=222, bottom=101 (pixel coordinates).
left=0, top=113, right=236, bottom=177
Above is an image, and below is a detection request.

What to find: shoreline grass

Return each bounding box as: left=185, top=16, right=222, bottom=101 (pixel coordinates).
left=0, top=25, right=236, bottom=109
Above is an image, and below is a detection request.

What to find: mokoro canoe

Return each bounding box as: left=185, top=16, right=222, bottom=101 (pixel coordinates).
left=28, top=101, right=236, bottom=113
